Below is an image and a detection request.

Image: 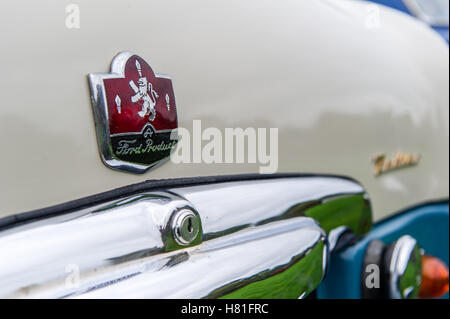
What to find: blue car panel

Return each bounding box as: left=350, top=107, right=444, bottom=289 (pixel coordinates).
left=317, top=202, right=449, bottom=299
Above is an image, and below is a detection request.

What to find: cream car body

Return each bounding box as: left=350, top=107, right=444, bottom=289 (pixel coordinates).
left=0, top=0, right=448, bottom=220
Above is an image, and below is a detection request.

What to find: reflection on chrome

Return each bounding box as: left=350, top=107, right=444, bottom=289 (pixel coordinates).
left=387, top=235, right=423, bottom=299
left=0, top=176, right=372, bottom=298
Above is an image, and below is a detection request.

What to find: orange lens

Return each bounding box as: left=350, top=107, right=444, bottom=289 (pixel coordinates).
left=419, top=255, right=449, bottom=299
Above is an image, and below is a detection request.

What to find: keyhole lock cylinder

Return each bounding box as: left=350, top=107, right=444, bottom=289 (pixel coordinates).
left=172, top=209, right=200, bottom=246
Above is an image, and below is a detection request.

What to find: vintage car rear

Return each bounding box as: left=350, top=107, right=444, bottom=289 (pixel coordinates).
left=0, top=0, right=448, bottom=299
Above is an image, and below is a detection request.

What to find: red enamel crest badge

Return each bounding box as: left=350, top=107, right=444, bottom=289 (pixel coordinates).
left=88, top=52, right=178, bottom=173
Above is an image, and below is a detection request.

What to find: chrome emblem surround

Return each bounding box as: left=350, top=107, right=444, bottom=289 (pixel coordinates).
left=88, top=52, right=178, bottom=174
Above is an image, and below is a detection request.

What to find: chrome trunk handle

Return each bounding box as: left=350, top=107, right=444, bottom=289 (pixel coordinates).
left=0, top=176, right=372, bottom=298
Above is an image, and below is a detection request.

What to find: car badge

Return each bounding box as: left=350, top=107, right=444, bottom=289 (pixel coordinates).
left=88, top=52, right=178, bottom=173
left=372, top=152, right=420, bottom=176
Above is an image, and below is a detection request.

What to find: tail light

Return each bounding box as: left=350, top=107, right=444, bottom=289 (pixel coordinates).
left=419, top=255, right=449, bottom=299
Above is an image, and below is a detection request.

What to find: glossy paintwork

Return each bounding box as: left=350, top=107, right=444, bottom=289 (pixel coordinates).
left=317, top=202, right=449, bottom=298
left=0, top=0, right=448, bottom=220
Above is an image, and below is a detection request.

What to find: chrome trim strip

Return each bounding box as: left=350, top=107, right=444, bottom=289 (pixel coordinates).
left=74, top=218, right=326, bottom=299
left=0, top=176, right=372, bottom=298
